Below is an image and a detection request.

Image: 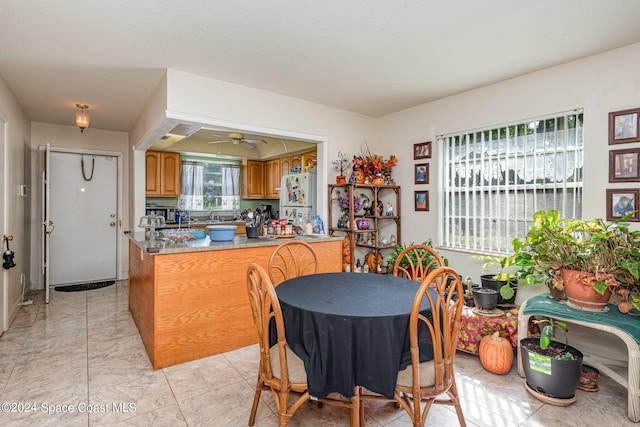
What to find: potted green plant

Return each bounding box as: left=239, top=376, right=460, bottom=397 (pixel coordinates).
left=502, top=210, right=640, bottom=313
left=520, top=318, right=583, bottom=401
left=474, top=254, right=519, bottom=306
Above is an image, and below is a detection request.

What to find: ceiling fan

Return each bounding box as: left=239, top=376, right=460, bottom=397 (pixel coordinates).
left=206, top=131, right=267, bottom=149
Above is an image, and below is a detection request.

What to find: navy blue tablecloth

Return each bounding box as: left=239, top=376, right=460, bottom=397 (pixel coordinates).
left=276, top=272, right=435, bottom=399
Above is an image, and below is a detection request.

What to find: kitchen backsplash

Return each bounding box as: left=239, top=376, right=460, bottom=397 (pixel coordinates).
left=146, top=197, right=279, bottom=216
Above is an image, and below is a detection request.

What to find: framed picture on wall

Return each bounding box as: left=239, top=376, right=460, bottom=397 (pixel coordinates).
left=414, top=141, right=432, bottom=160
left=606, top=189, right=639, bottom=221
left=609, top=148, right=640, bottom=182
left=414, top=191, right=429, bottom=211
left=609, top=108, right=640, bottom=144
left=414, top=163, right=429, bottom=184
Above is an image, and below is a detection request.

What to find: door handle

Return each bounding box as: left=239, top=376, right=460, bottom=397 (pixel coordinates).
left=110, top=222, right=116, bottom=227
left=44, top=220, right=55, bottom=234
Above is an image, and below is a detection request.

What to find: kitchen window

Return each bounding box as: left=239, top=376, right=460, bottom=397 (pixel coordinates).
left=179, top=158, right=240, bottom=212
left=203, top=162, right=240, bottom=211
left=439, top=109, right=584, bottom=254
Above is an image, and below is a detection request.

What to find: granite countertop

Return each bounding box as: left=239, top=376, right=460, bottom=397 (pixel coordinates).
left=126, top=231, right=342, bottom=254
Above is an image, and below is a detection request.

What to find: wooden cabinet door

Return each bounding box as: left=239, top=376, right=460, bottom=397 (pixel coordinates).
left=290, top=155, right=302, bottom=172
left=145, top=151, right=161, bottom=196
left=242, top=160, right=264, bottom=199
left=160, top=152, right=181, bottom=196
left=280, top=157, right=291, bottom=176
left=264, top=159, right=281, bottom=199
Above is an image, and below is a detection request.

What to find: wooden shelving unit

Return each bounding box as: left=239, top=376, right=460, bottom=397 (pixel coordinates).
left=328, top=184, right=401, bottom=272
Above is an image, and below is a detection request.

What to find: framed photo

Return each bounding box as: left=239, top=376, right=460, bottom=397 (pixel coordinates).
left=606, top=189, right=639, bottom=221
left=414, top=163, right=429, bottom=184
left=414, top=141, right=432, bottom=160
left=414, top=191, right=429, bottom=211
left=609, top=108, right=640, bottom=144
left=609, top=148, right=640, bottom=182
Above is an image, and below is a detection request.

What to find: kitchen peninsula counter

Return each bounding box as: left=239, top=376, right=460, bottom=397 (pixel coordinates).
left=126, top=232, right=343, bottom=369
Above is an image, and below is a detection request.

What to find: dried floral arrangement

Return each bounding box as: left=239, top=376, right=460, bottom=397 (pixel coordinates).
left=350, top=143, right=398, bottom=184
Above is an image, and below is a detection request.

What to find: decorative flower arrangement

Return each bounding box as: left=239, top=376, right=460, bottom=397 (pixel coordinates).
left=335, top=190, right=362, bottom=216
left=351, top=144, right=398, bottom=184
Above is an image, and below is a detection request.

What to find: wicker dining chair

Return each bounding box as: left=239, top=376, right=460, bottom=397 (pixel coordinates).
left=247, top=262, right=362, bottom=426
left=392, top=244, right=446, bottom=282
left=268, top=240, right=319, bottom=285
left=247, top=262, right=310, bottom=426
left=360, top=266, right=466, bottom=427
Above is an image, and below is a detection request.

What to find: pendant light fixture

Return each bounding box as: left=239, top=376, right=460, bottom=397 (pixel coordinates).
left=75, top=104, right=90, bottom=133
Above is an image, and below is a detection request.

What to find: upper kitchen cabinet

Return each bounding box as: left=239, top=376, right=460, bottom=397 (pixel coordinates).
left=146, top=151, right=180, bottom=197
left=241, top=159, right=264, bottom=199
left=281, top=154, right=301, bottom=175
left=264, top=158, right=281, bottom=199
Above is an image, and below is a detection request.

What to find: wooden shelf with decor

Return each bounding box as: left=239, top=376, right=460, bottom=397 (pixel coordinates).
left=328, top=184, right=401, bottom=272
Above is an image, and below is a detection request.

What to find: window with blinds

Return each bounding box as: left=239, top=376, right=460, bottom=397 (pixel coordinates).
left=439, top=109, right=584, bottom=254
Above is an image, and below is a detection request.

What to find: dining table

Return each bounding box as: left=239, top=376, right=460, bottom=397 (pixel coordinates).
left=275, top=271, right=436, bottom=400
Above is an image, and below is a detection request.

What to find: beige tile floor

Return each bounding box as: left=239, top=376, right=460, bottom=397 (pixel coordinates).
left=0, top=280, right=635, bottom=426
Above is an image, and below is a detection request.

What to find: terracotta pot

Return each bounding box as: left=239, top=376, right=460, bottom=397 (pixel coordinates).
left=336, top=175, right=346, bottom=185
left=578, top=364, right=599, bottom=391
left=561, top=269, right=612, bottom=312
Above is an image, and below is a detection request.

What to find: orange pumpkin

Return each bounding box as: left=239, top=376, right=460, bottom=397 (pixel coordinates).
left=364, top=252, right=383, bottom=271
left=478, top=331, right=513, bottom=375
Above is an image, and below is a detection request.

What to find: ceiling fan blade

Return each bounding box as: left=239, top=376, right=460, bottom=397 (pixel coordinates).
left=239, top=141, right=257, bottom=149
left=207, top=139, right=232, bottom=144
left=243, top=138, right=267, bottom=144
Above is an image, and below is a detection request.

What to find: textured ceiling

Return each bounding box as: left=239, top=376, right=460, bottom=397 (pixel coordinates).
left=1, top=0, right=640, bottom=132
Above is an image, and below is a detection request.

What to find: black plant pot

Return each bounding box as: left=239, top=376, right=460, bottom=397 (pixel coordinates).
left=463, top=284, right=481, bottom=307
left=481, top=274, right=518, bottom=306
left=520, top=337, right=583, bottom=399
left=472, top=287, right=498, bottom=311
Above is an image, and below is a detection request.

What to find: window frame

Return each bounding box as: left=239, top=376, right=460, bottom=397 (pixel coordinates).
left=438, top=109, right=584, bottom=255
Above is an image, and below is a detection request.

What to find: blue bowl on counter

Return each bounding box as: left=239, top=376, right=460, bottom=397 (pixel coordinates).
left=193, top=229, right=207, bottom=239
left=207, top=225, right=237, bottom=241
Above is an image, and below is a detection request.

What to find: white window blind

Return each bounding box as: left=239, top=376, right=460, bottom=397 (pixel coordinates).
left=440, top=109, right=584, bottom=254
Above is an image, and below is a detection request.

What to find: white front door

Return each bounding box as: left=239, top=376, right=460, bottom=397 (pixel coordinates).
left=47, top=151, right=118, bottom=286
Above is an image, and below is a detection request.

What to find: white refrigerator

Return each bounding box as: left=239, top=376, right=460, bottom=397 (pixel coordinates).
left=280, top=173, right=317, bottom=223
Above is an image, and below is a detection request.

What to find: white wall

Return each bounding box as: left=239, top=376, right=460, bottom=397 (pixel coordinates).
left=374, top=41, right=640, bottom=283
left=0, top=74, right=30, bottom=330
left=29, top=123, right=130, bottom=288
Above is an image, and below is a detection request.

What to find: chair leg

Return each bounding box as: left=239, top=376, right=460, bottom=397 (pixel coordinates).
left=277, top=412, right=292, bottom=427
left=248, top=378, right=264, bottom=426
left=349, top=386, right=361, bottom=427
left=448, top=380, right=466, bottom=427
left=358, top=387, right=365, bottom=427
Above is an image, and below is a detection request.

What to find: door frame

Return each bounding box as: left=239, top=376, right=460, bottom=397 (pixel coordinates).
left=0, top=113, right=6, bottom=332
left=40, top=146, right=123, bottom=301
